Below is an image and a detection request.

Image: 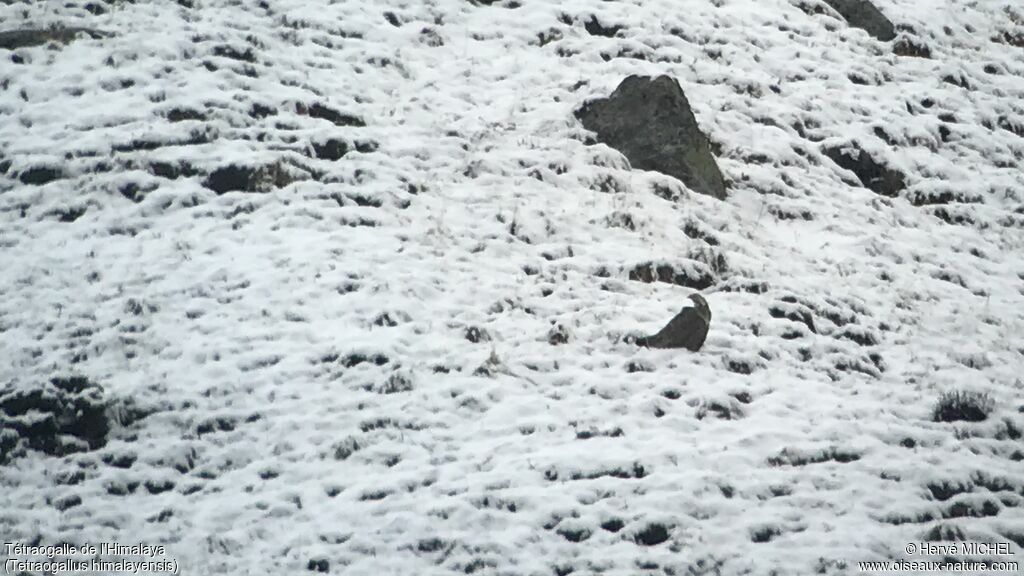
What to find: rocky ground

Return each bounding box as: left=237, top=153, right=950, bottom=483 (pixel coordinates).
left=1, top=0, right=1022, bottom=574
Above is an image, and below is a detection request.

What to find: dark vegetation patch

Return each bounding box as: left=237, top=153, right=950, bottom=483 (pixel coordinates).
left=417, top=538, right=446, bottom=553
left=634, top=523, right=670, bottom=546
left=822, top=142, right=906, bottom=197
left=358, top=417, right=426, bottom=433
left=547, top=323, right=570, bottom=345
left=750, top=525, right=782, bottom=543
left=333, top=437, right=360, bottom=460
left=338, top=352, right=389, bottom=368
left=149, top=160, right=198, bottom=180
left=832, top=355, right=882, bottom=378
left=212, top=44, right=256, bottom=63
left=101, top=451, right=137, bottom=469
left=0, top=376, right=132, bottom=461
left=893, top=36, right=931, bottom=58
left=582, top=15, right=623, bottom=38
left=682, top=220, right=719, bottom=246
left=768, top=203, right=813, bottom=221
left=993, top=30, right=1024, bottom=48
left=768, top=298, right=817, bottom=334
left=836, top=325, right=879, bottom=346
left=924, top=523, right=966, bottom=542
left=908, top=189, right=982, bottom=207
left=557, top=526, right=591, bottom=543
left=52, top=206, right=88, bottom=223
left=933, top=391, right=994, bottom=422
left=18, top=165, right=65, bottom=185
left=54, top=494, right=83, bottom=511
left=544, top=462, right=648, bottom=482
left=822, top=0, right=896, bottom=41
left=196, top=416, right=237, bottom=436
left=575, top=427, right=623, bottom=440
left=732, top=391, right=753, bottom=404
left=377, top=372, right=413, bottom=394
left=312, top=138, right=349, bottom=161
left=767, top=446, right=861, bottom=466
left=0, top=27, right=108, bottom=50
left=717, top=278, right=768, bottom=294
left=144, top=479, right=175, bottom=494
left=626, top=360, right=652, bottom=373
left=118, top=182, right=156, bottom=203
left=601, top=518, right=624, bottom=532
left=299, top=102, right=365, bottom=127
left=165, top=108, right=206, bottom=122
left=930, top=206, right=975, bottom=226
left=628, top=261, right=715, bottom=290
left=112, top=131, right=210, bottom=153
left=464, top=326, right=490, bottom=343
left=203, top=162, right=301, bottom=194
left=942, top=499, right=1000, bottom=519
left=696, top=400, right=743, bottom=420
left=724, top=357, right=757, bottom=375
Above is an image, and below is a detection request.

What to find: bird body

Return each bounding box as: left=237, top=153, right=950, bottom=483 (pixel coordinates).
left=636, top=294, right=711, bottom=351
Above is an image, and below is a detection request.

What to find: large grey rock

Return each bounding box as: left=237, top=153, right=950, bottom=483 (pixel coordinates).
left=823, top=0, right=896, bottom=41
left=636, top=294, right=711, bottom=351
left=575, top=75, right=727, bottom=200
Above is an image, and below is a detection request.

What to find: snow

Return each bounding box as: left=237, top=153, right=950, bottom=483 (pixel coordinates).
left=1, top=0, right=1023, bottom=574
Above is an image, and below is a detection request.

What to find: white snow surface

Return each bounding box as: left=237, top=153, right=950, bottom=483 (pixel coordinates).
left=1, top=0, right=1023, bottom=574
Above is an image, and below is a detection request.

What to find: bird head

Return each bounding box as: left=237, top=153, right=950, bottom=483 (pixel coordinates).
left=688, top=293, right=711, bottom=321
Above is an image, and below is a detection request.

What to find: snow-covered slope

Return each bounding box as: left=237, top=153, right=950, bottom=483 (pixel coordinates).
left=1, top=0, right=1022, bottom=574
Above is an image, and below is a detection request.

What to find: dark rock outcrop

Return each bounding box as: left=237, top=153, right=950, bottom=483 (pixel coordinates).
left=823, top=0, right=896, bottom=41
left=636, top=294, right=711, bottom=351
left=575, top=75, right=727, bottom=200
left=822, top=142, right=905, bottom=197
left=0, top=376, right=110, bottom=461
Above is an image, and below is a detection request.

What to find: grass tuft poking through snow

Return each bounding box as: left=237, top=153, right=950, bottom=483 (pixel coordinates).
left=932, top=390, right=996, bottom=423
